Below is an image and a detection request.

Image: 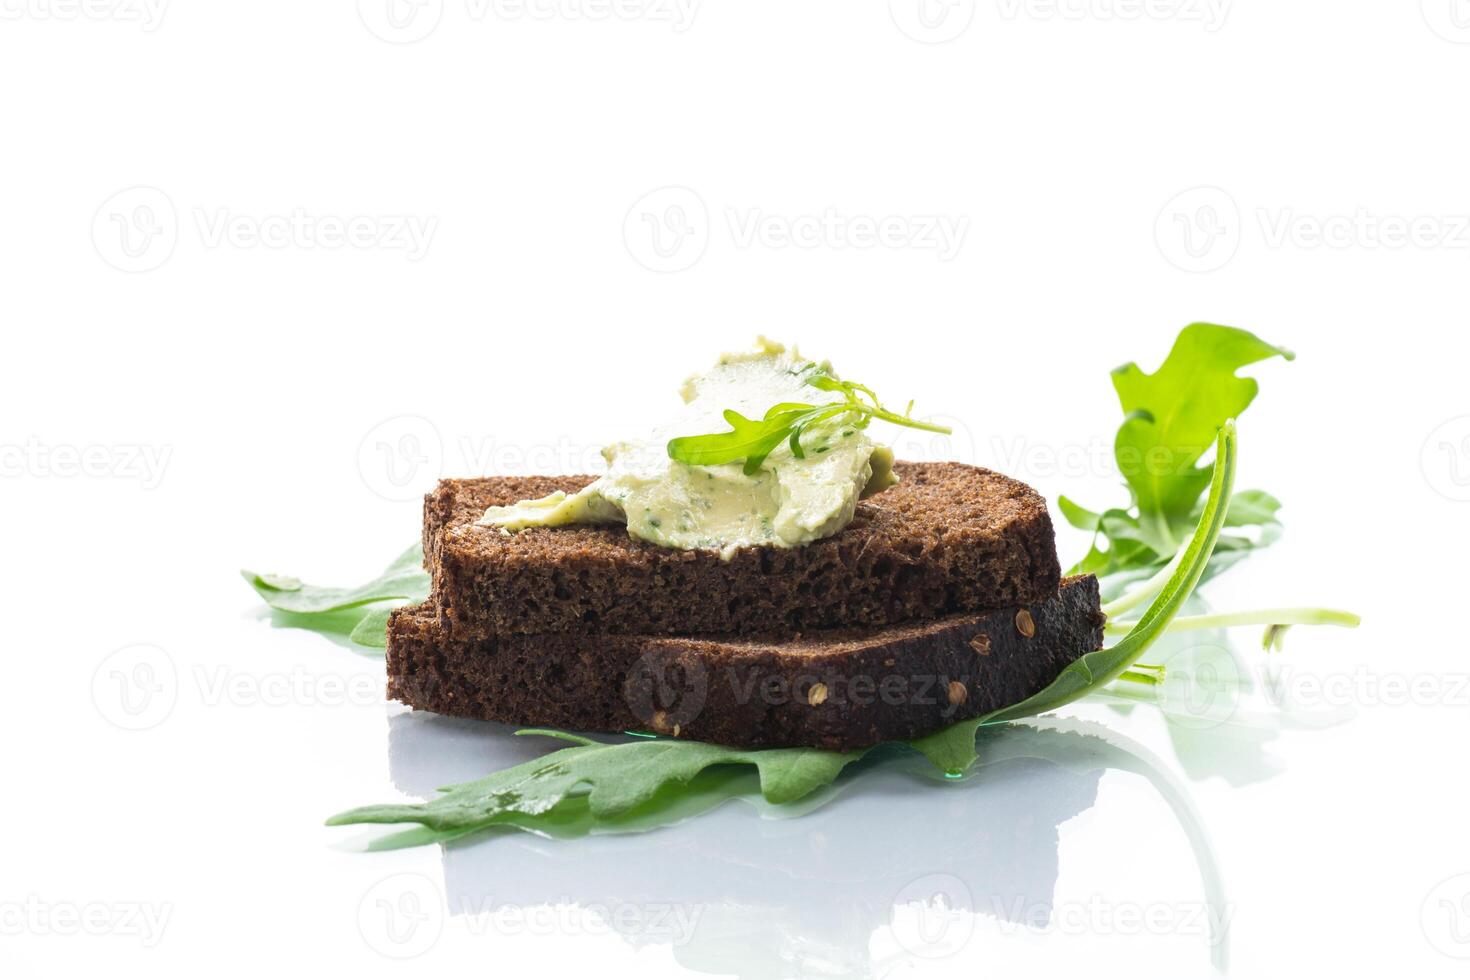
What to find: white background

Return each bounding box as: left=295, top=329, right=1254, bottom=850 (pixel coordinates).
left=3, top=2, right=1469, bottom=977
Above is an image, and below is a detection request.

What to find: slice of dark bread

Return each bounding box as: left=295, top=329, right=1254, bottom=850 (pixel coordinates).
left=426, top=462, right=1061, bottom=638
left=387, top=575, right=1103, bottom=751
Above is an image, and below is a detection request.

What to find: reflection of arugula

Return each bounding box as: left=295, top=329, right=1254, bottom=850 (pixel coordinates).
left=1059, top=323, right=1292, bottom=587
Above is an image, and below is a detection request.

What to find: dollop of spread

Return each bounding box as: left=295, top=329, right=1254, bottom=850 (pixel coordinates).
left=477, top=338, right=895, bottom=559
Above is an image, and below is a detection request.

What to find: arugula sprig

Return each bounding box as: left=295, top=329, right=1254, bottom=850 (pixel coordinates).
left=1061, top=323, right=1293, bottom=588
left=666, top=363, right=951, bottom=475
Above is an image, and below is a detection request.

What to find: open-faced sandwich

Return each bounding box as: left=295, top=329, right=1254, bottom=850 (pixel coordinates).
left=244, top=323, right=1359, bottom=848
left=386, top=340, right=1106, bottom=749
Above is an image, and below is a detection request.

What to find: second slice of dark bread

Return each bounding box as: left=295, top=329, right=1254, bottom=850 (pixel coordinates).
left=427, top=461, right=1061, bottom=637
left=389, top=575, right=1103, bottom=751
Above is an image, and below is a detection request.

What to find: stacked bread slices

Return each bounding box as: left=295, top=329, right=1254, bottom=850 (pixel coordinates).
left=388, top=462, right=1105, bottom=750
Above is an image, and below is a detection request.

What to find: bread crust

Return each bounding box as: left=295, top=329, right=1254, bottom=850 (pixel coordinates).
left=427, top=462, right=1062, bottom=638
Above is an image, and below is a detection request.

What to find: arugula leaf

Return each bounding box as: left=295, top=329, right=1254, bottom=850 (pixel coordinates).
left=1221, top=488, right=1282, bottom=528
left=667, top=406, right=823, bottom=475
left=242, top=544, right=429, bottom=648
left=1056, top=496, right=1102, bottom=531
left=1113, top=324, right=1289, bottom=548
left=1065, top=323, right=1292, bottom=580
left=327, top=731, right=864, bottom=836
left=348, top=607, right=396, bottom=649
left=326, top=424, right=1237, bottom=847
left=667, top=364, right=950, bottom=472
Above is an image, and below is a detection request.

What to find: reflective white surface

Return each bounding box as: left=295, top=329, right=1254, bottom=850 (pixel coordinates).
left=382, top=713, right=1226, bottom=978
left=6, top=538, right=1459, bottom=977
left=4, top=4, right=1470, bottom=977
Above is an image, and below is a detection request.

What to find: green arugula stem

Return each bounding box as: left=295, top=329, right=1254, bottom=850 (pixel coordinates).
left=1119, top=665, right=1166, bottom=687
left=1099, top=549, right=1186, bottom=620
left=971, top=421, right=1238, bottom=730
left=1104, top=607, right=1362, bottom=637
left=1073, top=423, right=1237, bottom=692
left=865, top=406, right=952, bottom=434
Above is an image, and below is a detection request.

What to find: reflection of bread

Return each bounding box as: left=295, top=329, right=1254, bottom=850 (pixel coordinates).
left=387, top=576, right=1103, bottom=751
left=427, top=462, right=1062, bottom=637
